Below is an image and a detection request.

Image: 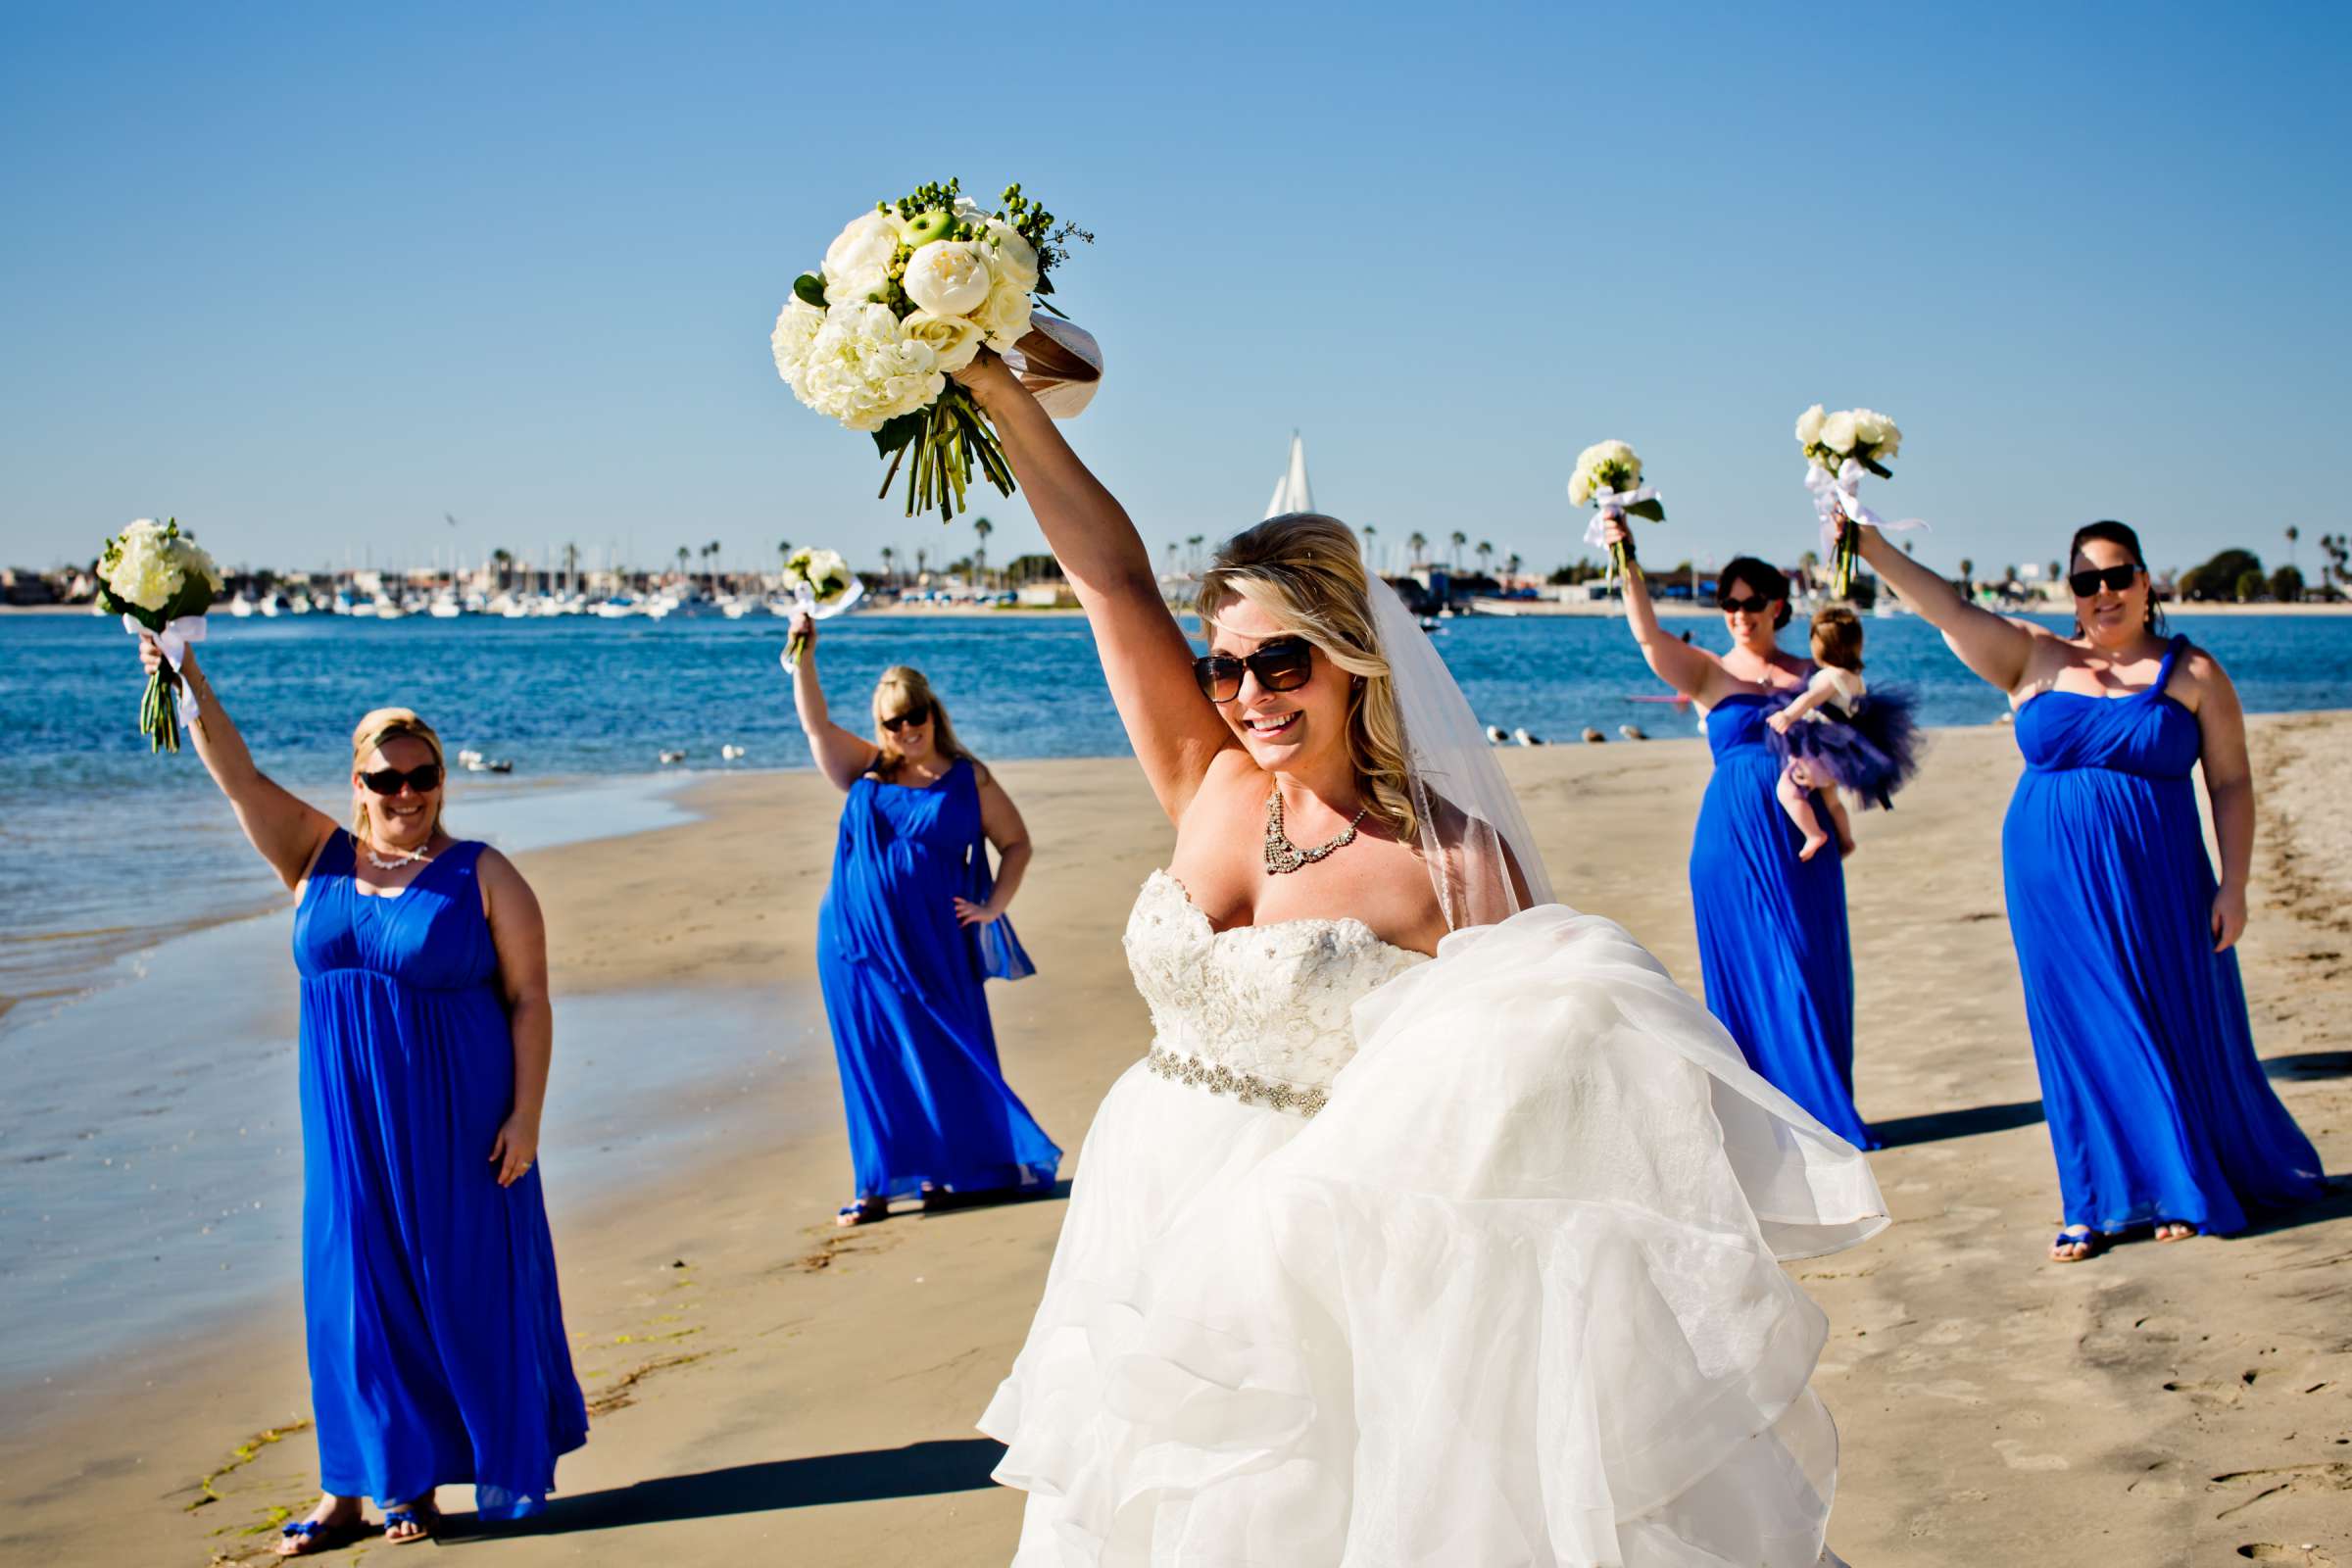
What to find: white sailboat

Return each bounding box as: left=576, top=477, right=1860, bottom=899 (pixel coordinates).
left=1264, top=430, right=1314, bottom=518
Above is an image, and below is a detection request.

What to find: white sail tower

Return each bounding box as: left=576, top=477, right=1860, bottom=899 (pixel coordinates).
left=1263, top=431, right=1314, bottom=519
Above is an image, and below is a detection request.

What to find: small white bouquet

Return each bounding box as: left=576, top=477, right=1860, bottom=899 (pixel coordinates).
left=1569, top=440, right=1665, bottom=584
left=1795, top=406, right=1909, bottom=599
left=771, top=178, right=1097, bottom=522
left=778, top=547, right=863, bottom=668
left=94, top=517, right=222, bottom=753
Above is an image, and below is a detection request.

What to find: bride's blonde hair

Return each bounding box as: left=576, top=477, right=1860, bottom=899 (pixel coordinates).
left=1197, top=514, right=1417, bottom=840
left=349, top=707, right=447, bottom=840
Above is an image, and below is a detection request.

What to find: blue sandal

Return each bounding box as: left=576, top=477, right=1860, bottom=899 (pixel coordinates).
left=835, top=1197, right=889, bottom=1227
left=383, top=1503, right=438, bottom=1544
left=2051, top=1227, right=2104, bottom=1262
left=276, top=1517, right=355, bottom=1556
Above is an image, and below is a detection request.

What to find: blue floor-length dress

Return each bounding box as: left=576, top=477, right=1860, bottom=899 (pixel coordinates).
left=293, top=832, right=587, bottom=1515
left=2004, top=635, right=2323, bottom=1234
left=816, top=757, right=1061, bottom=1201
left=1690, top=693, right=1877, bottom=1149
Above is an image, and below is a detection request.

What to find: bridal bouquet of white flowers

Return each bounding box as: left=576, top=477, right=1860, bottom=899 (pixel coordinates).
left=1568, top=440, right=1665, bottom=585
left=94, top=517, right=223, bottom=754
left=771, top=179, right=1096, bottom=522
left=1795, top=406, right=1909, bottom=599
left=779, top=547, right=862, bottom=668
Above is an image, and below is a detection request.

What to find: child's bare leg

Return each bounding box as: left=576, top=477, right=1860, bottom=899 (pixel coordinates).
left=1820, top=786, right=1857, bottom=858
left=1778, top=765, right=1831, bottom=861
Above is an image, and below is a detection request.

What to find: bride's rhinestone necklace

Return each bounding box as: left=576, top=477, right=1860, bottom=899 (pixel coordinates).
left=1263, top=787, right=1367, bottom=876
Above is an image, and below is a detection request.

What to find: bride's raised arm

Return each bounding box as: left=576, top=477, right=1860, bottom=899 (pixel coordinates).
left=955, top=353, right=1235, bottom=824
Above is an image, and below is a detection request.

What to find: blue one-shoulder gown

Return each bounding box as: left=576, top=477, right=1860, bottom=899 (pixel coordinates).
left=2005, top=635, right=2323, bottom=1234
left=1690, top=694, right=1876, bottom=1149
left=292, top=832, right=587, bottom=1515
left=816, top=758, right=1061, bottom=1201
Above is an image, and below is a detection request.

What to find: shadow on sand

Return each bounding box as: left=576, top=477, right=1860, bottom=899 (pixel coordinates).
left=449, top=1439, right=1010, bottom=1542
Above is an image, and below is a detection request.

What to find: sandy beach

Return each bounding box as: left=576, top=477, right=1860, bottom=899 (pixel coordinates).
left=4, top=713, right=2346, bottom=1568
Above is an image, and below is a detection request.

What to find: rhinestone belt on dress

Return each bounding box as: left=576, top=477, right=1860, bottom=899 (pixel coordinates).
left=1145, top=1046, right=1329, bottom=1117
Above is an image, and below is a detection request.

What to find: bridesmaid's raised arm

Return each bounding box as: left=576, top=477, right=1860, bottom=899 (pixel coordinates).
left=138, top=636, right=335, bottom=889
left=788, top=613, right=882, bottom=792
left=954, top=353, right=1234, bottom=826
left=1854, top=529, right=2042, bottom=696
left=1599, top=514, right=1736, bottom=706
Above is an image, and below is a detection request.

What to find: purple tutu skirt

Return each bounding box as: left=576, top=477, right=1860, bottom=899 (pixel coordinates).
left=1765, top=685, right=1923, bottom=809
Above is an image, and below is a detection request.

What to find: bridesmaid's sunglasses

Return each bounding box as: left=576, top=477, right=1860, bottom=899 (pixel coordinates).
left=1194, top=639, right=1314, bottom=703
left=1717, top=589, right=1772, bottom=613
left=2068, top=564, right=2140, bottom=597
left=880, top=705, right=931, bottom=733
left=360, top=763, right=444, bottom=795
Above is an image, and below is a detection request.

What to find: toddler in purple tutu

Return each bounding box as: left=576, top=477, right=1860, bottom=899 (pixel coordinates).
left=1766, top=608, right=1921, bottom=861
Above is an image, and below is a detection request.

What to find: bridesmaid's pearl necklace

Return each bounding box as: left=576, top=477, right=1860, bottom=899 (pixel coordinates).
left=363, top=839, right=431, bottom=871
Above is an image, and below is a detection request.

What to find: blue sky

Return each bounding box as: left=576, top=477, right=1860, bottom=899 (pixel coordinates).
left=3, top=2, right=2346, bottom=581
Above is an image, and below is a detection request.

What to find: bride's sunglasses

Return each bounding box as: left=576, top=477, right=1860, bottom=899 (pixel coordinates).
left=2068, top=564, right=2140, bottom=597
left=880, top=704, right=931, bottom=733
left=360, top=763, right=444, bottom=795
left=1194, top=639, right=1314, bottom=703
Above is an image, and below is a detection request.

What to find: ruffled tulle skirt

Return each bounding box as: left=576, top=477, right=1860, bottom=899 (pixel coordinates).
left=979, top=906, right=1886, bottom=1566
left=1765, top=688, right=1923, bottom=809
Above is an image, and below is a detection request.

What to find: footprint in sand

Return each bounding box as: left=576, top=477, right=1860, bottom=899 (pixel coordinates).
left=2236, top=1547, right=2336, bottom=1566
left=1992, top=1438, right=2069, bottom=1471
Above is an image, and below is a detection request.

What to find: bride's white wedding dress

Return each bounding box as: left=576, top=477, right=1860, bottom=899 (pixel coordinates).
left=981, top=870, right=1886, bottom=1566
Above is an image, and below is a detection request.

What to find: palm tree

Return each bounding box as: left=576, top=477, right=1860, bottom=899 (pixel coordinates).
left=880, top=545, right=897, bottom=586
left=705, top=539, right=722, bottom=589
left=562, top=542, right=579, bottom=597
left=1166, top=541, right=1180, bottom=577
left=1407, top=531, right=1428, bottom=567
left=973, top=515, right=995, bottom=587
left=1504, top=551, right=1522, bottom=581
left=1362, top=523, right=1379, bottom=569
left=1449, top=530, right=1468, bottom=570
left=490, top=547, right=514, bottom=590
left=1475, top=540, right=1494, bottom=577
left=674, top=545, right=689, bottom=583
left=1186, top=533, right=1205, bottom=574
left=1957, top=557, right=1975, bottom=585
left=915, top=545, right=928, bottom=581
left=2285, top=524, right=2300, bottom=573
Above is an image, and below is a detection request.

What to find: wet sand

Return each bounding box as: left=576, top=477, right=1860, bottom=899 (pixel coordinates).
left=3, top=715, right=2346, bottom=1567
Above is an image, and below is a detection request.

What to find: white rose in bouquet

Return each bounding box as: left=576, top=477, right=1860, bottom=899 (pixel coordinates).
left=1567, top=470, right=1592, bottom=508
left=1819, top=410, right=1858, bottom=454
left=822, top=210, right=901, bottom=306
left=1851, top=408, right=1900, bottom=458
left=95, top=517, right=223, bottom=754
left=903, top=240, right=996, bottom=317
left=973, top=273, right=1036, bottom=353
left=902, top=309, right=985, bottom=373
left=1568, top=438, right=1663, bottom=583
left=984, top=219, right=1040, bottom=289
left=1794, top=404, right=1827, bottom=446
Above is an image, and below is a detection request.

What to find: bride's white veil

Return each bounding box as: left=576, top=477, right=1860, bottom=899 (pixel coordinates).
left=1364, top=574, right=1554, bottom=929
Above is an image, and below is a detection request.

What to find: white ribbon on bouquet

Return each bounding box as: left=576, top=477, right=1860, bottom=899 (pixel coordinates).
left=775, top=576, right=865, bottom=672
left=1580, top=485, right=1662, bottom=550
left=1805, top=459, right=1927, bottom=555
left=122, top=612, right=208, bottom=727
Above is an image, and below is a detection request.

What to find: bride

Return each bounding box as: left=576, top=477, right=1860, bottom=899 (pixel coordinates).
left=959, top=351, right=1887, bottom=1566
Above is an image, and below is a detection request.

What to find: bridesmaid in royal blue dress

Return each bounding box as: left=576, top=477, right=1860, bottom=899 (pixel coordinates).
left=1602, top=525, right=1877, bottom=1149
left=788, top=614, right=1061, bottom=1226
left=139, top=637, right=585, bottom=1556
left=1855, top=519, right=2323, bottom=1260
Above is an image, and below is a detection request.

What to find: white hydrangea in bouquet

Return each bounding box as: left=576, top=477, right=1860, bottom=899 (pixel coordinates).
left=771, top=178, right=1095, bottom=522
left=1568, top=440, right=1665, bottom=585
left=1795, top=405, right=1912, bottom=599
left=778, top=547, right=862, bottom=668
left=94, top=517, right=223, bottom=753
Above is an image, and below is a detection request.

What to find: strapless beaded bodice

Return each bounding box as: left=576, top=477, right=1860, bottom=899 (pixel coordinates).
left=1122, top=870, right=1428, bottom=1114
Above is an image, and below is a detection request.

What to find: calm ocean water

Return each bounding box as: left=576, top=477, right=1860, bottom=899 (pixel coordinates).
left=1, top=606, right=2345, bottom=1393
